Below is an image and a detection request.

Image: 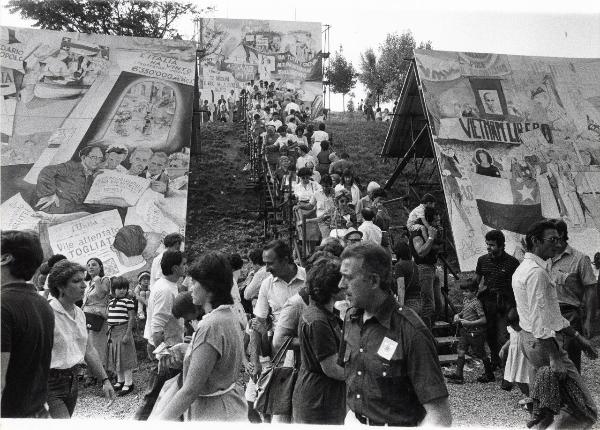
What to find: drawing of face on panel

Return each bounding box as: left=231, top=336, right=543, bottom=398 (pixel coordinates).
left=470, top=78, right=508, bottom=121
left=473, top=148, right=502, bottom=178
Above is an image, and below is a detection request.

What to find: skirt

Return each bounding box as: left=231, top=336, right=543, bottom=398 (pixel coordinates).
left=88, top=319, right=108, bottom=368
left=186, top=383, right=247, bottom=421
left=106, top=323, right=138, bottom=373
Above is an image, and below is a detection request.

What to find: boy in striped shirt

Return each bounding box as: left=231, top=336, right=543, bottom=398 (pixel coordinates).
left=446, top=278, right=495, bottom=384
left=107, top=277, right=137, bottom=396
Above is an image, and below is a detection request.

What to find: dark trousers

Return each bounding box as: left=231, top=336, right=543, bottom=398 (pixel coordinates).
left=47, top=371, right=79, bottom=418
left=558, top=305, right=583, bottom=373
left=134, top=344, right=179, bottom=420
left=481, top=293, right=509, bottom=366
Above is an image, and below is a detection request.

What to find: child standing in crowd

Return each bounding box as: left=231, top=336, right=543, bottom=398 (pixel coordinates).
left=406, top=193, right=436, bottom=236
left=134, top=271, right=150, bottom=321
left=106, top=277, right=138, bottom=396
left=500, top=308, right=531, bottom=405
left=447, top=278, right=496, bottom=384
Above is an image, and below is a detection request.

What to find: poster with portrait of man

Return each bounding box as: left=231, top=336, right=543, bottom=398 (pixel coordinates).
left=0, top=26, right=195, bottom=277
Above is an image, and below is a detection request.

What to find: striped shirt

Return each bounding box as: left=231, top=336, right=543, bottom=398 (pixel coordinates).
left=476, top=251, right=520, bottom=295
left=107, top=297, right=134, bottom=325
left=461, top=297, right=485, bottom=332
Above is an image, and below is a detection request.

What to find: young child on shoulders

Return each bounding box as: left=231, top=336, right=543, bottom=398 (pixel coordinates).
left=107, top=277, right=137, bottom=396
left=406, top=193, right=436, bottom=237
left=134, top=271, right=150, bottom=321
left=447, top=278, right=495, bottom=384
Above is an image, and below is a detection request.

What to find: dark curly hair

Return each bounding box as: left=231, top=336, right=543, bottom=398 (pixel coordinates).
left=307, top=257, right=341, bottom=305
left=48, top=260, right=86, bottom=298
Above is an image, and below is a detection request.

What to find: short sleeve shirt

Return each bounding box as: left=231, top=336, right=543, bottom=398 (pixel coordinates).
left=338, top=296, right=448, bottom=425
left=293, top=302, right=346, bottom=423
left=1, top=283, right=55, bottom=417
left=549, top=245, right=596, bottom=308
left=461, top=297, right=486, bottom=332
left=254, top=266, right=306, bottom=326
left=393, top=260, right=420, bottom=302
left=183, top=305, right=245, bottom=394
left=274, top=292, right=308, bottom=339
left=476, top=251, right=520, bottom=298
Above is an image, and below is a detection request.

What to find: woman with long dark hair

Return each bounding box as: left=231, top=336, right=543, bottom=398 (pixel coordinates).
left=154, top=252, right=246, bottom=421
left=82, top=257, right=111, bottom=382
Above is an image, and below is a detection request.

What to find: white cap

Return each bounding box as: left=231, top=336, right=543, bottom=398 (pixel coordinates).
left=367, top=181, right=381, bottom=193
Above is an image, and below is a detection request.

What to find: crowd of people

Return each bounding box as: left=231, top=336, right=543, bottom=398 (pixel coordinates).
left=2, top=82, right=599, bottom=428
left=2, top=210, right=599, bottom=427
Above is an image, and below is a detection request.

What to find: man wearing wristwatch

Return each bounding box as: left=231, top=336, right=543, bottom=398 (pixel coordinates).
left=409, top=206, right=442, bottom=330
left=512, top=219, right=597, bottom=428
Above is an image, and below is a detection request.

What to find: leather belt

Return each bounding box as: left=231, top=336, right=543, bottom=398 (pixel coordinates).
left=355, top=412, right=394, bottom=426
left=48, top=365, right=80, bottom=378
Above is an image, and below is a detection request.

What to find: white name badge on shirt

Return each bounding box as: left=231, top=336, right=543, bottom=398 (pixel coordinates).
left=377, top=337, right=398, bottom=361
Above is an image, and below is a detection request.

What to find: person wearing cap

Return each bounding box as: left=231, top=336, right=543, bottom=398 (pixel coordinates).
left=343, top=229, right=363, bottom=246
left=446, top=278, right=495, bottom=384
left=356, top=181, right=381, bottom=223
left=338, top=243, right=451, bottom=426
left=134, top=271, right=151, bottom=321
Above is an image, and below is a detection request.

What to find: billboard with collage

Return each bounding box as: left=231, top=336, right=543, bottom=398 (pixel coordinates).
left=414, top=49, right=600, bottom=270
left=1, top=26, right=195, bottom=277
left=199, top=18, right=322, bottom=104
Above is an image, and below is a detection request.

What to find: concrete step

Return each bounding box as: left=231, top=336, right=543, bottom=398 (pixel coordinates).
left=435, top=336, right=458, bottom=347
left=438, top=353, right=470, bottom=366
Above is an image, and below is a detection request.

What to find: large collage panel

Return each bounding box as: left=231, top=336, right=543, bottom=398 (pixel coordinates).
left=199, top=18, right=322, bottom=104
left=414, top=49, right=600, bottom=270
left=1, top=26, right=196, bottom=277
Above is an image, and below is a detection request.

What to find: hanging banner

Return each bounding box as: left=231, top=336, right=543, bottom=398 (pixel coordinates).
left=1, top=26, right=195, bottom=277
left=414, top=49, right=600, bottom=270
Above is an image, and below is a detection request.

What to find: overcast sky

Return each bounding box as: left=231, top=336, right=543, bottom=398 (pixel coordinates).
left=1, top=0, right=599, bottom=110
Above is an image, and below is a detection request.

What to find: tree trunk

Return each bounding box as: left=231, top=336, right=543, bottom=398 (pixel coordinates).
left=342, top=93, right=345, bottom=112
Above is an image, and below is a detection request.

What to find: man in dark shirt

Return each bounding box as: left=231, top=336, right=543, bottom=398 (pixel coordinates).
left=1, top=230, right=55, bottom=418
left=475, top=229, right=520, bottom=369
left=338, top=242, right=451, bottom=426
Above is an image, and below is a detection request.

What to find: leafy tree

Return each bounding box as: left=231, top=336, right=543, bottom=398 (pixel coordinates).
left=6, top=0, right=209, bottom=39
left=326, top=51, right=357, bottom=112
left=347, top=98, right=355, bottom=113
left=359, top=31, right=432, bottom=104
left=358, top=48, right=385, bottom=106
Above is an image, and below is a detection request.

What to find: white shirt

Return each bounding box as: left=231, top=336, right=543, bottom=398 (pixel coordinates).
left=144, top=277, right=184, bottom=346
left=311, top=130, right=329, bottom=144
left=49, top=298, right=87, bottom=369
left=244, top=266, right=270, bottom=302
left=293, top=180, right=321, bottom=203
left=255, top=266, right=306, bottom=326
left=150, top=251, right=164, bottom=289
left=296, top=154, right=317, bottom=171
left=285, top=102, right=300, bottom=114
left=286, top=122, right=297, bottom=133
left=359, top=220, right=382, bottom=245
left=512, top=252, right=570, bottom=339
left=310, top=189, right=335, bottom=218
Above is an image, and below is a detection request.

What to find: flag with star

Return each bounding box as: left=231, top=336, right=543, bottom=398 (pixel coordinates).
left=470, top=173, right=543, bottom=234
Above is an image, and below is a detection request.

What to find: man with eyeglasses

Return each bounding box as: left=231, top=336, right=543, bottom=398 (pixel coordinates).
left=35, top=144, right=105, bottom=214
left=548, top=219, right=597, bottom=373
left=512, top=219, right=597, bottom=428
